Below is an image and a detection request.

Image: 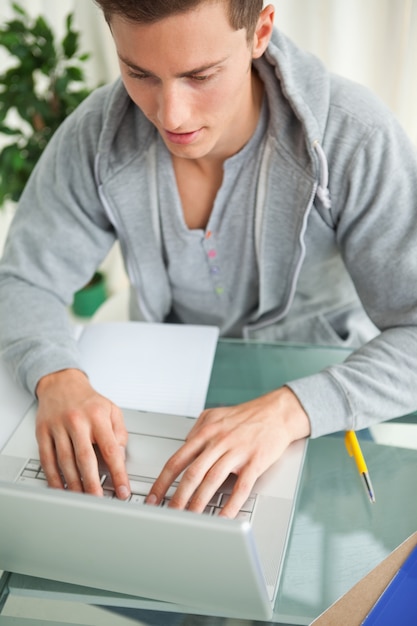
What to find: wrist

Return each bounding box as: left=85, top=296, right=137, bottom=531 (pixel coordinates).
left=272, top=386, right=311, bottom=441
left=36, top=368, right=88, bottom=398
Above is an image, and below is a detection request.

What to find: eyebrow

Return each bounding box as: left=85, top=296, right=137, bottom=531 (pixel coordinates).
left=118, top=54, right=229, bottom=78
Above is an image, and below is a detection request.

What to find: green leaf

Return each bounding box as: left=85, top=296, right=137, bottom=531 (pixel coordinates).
left=0, top=30, right=26, bottom=55
left=0, top=125, right=22, bottom=136
left=66, top=13, right=74, bottom=31
left=33, top=15, right=54, bottom=42
left=62, top=30, right=78, bottom=59
left=53, top=74, right=71, bottom=96
left=65, top=65, right=84, bottom=82
left=11, top=2, right=27, bottom=18
left=1, top=20, right=28, bottom=37
left=62, top=15, right=79, bottom=59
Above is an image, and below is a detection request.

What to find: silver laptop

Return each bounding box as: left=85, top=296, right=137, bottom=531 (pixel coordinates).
left=0, top=402, right=307, bottom=620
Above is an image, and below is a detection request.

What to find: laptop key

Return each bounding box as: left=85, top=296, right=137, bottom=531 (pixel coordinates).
left=17, top=476, right=49, bottom=489
left=236, top=511, right=252, bottom=522
left=204, top=506, right=215, bottom=515
left=21, top=469, right=38, bottom=478
left=128, top=479, right=153, bottom=496
left=208, top=493, right=222, bottom=507
left=26, top=459, right=41, bottom=472
left=130, top=494, right=146, bottom=505
left=220, top=494, right=256, bottom=513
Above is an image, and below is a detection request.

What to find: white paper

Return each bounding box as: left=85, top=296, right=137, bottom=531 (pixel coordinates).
left=77, top=322, right=219, bottom=417
left=0, top=356, right=33, bottom=450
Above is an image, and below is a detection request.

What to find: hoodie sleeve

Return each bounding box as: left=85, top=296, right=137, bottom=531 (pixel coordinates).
left=288, top=99, right=417, bottom=436
left=0, top=90, right=116, bottom=396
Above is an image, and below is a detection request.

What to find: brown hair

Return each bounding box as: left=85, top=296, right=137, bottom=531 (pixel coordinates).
left=93, top=0, right=264, bottom=41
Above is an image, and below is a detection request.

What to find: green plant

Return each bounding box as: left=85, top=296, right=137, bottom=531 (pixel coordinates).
left=0, top=2, right=97, bottom=206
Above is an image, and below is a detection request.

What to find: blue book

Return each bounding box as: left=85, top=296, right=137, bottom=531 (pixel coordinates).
left=362, top=544, right=417, bottom=625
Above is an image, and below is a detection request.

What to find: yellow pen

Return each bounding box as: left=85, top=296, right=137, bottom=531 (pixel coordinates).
left=344, top=430, right=376, bottom=503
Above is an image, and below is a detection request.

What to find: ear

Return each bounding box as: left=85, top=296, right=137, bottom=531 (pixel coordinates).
left=251, top=4, right=275, bottom=59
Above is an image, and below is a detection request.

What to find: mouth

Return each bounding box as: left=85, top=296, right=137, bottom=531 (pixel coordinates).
left=164, top=128, right=202, bottom=145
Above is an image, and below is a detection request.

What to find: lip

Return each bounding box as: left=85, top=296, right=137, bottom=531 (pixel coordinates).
left=164, top=128, right=202, bottom=145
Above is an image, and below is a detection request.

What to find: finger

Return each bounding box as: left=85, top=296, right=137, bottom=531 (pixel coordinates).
left=94, top=419, right=131, bottom=501
left=182, top=443, right=250, bottom=515
left=110, top=404, right=129, bottom=448
left=70, top=431, right=103, bottom=495
left=165, top=441, right=234, bottom=511
left=37, top=420, right=84, bottom=492
left=147, top=435, right=208, bottom=506
left=37, top=432, right=66, bottom=490
left=219, top=467, right=258, bottom=519
left=52, top=434, right=86, bottom=492
left=170, top=443, right=260, bottom=517
left=184, top=455, right=233, bottom=514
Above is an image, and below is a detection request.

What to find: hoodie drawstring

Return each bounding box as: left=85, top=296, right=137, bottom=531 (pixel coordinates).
left=313, top=141, right=332, bottom=210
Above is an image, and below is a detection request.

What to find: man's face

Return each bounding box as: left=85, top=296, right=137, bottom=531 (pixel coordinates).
left=110, top=1, right=260, bottom=161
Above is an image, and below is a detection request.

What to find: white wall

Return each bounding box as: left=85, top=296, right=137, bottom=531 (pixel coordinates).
left=272, top=0, right=417, bottom=145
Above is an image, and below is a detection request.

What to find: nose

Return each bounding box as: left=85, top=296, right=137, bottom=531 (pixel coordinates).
left=157, top=81, right=190, bottom=131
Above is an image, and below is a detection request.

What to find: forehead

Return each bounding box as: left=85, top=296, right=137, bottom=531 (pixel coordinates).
left=107, top=0, right=230, bottom=26
left=111, top=2, right=248, bottom=73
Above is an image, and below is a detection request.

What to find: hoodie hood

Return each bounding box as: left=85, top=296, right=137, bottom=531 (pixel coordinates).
left=256, top=29, right=331, bottom=172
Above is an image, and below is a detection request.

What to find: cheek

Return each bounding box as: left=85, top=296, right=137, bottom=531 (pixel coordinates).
left=121, top=77, right=155, bottom=118
left=195, top=82, right=237, bottom=118
left=128, top=89, right=152, bottom=115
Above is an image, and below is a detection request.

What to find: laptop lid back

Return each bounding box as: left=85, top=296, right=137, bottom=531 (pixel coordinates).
left=0, top=480, right=273, bottom=620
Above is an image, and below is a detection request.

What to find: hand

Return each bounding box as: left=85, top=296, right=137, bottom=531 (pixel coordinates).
left=35, top=369, right=130, bottom=499
left=147, top=386, right=310, bottom=518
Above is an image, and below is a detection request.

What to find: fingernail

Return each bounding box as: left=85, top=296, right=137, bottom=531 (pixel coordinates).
left=117, top=485, right=130, bottom=500
left=146, top=493, right=158, bottom=505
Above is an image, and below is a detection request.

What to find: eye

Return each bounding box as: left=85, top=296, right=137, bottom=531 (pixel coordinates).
left=126, top=69, right=152, bottom=81
left=189, top=74, right=214, bottom=83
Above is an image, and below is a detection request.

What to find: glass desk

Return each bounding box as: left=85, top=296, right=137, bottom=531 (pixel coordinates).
left=1, top=339, right=417, bottom=625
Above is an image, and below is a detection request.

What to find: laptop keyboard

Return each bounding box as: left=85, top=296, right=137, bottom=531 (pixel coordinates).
left=17, top=459, right=256, bottom=522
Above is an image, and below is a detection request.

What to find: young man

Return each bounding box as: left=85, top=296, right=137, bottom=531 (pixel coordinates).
left=0, top=0, right=416, bottom=519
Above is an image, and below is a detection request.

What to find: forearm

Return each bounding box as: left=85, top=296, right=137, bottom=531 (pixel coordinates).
left=0, top=274, right=81, bottom=395
left=0, top=111, right=116, bottom=395
left=288, top=326, right=417, bottom=437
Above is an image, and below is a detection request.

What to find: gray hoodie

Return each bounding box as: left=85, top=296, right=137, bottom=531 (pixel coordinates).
left=1, top=29, right=417, bottom=437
